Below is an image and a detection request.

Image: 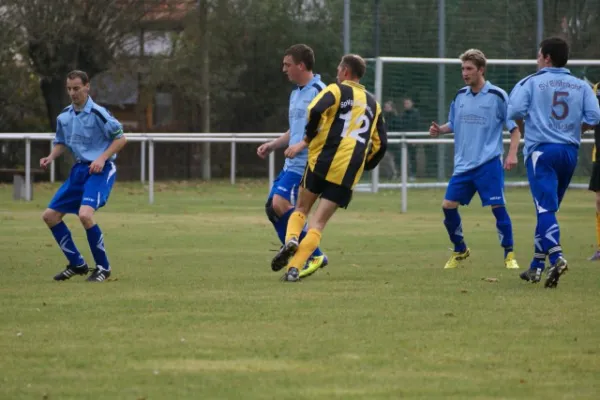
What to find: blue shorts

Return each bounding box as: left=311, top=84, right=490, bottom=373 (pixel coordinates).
left=526, top=143, right=578, bottom=214
left=445, top=157, right=505, bottom=207
left=48, top=161, right=117, bottom=214
left=267, top=169, right=302, bottom=205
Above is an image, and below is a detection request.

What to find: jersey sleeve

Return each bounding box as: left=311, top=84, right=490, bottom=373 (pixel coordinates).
left=582, top=83, right=600, bottom=126
left=498, top=89, right=518, bottom=132
left=447, top=100, right=456, bottom=132
left=53, top=118, right=66, bottom=146
left=364, top=108, right=388, bottom=171
left=507, top=79, right=532, bottom=120
left=305, top=85, right=337, bottom=140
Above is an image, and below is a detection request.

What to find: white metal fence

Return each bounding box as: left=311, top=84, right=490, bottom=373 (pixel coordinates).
left=0, top=132, right=594, bottom=212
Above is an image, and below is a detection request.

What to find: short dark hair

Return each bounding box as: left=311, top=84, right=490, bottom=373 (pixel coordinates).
left=340, top=54, right=366, bottom=79
left=539, top=37, right=569, bottom=67
left=66, top=70, right=89, bottom=85
left=284, top=44, right=314, bottom=71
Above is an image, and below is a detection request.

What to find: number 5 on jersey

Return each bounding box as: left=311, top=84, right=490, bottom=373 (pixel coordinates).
left=340, top=111, right=371, bottom=144
left=552, top=91, right=569, bottom=120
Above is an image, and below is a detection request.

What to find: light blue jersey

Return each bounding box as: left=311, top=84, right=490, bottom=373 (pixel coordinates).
left=284, top=74, right=326, bottom=175
left=54, top=96, right=124, bottom=162
left=447, top=81, right=517, bottom=175
left=507, top=67, right=600, bottom=160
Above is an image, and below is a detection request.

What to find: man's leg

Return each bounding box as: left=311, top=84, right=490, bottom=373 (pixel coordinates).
left=525, top=148, right=573, bottom=288
left=475, top=158, right=518, bottom=268
left=271, top=186, right=320, bottom=272
left=80, top=162, right=117, bottom=282
left=442, top=173, right=475, bottom=269
left=285, top=198, right=338, bottom=278
left=587, top=162, right=600, bottom=260
left=44, top=167, right=89, bottom=281
left=592, top=191, right=600, bottom=260
left=265, top=171, right=323, bottom=258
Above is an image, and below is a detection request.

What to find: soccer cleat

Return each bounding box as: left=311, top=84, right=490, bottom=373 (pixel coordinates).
left=281, top=267, right=300, bottom=282
left=300, top=255, right=328, bottom=279
left=504, top=252, right=520, bottom=269
left=444, top=248, right=470, bottom=269
left=53, top=263, right=89, bottom=281
left=520, top=267, right=543, bottom=283
left=544, top=257, right=568, bottom=288
left=86, top=267, right=111, bottom=282
left=588, top=250, right=600, bottom=261
left=271, top=237, right=299, bottom=272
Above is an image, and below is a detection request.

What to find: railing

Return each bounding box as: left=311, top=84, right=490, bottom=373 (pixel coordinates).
left=0, top=132, right=594, bottom=212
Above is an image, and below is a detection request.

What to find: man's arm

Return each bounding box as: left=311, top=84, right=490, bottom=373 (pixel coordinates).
left=257, top=130, right=289, bottom=159
left=40, top=121, right=67, bottom=169
left=305, top=89, right=336, bottom=142
left=364, top=111, right=388, bottom=171
left=507, top=81, right=531, bottom=120
left=582, top=84, right=600, bottom=127
left=270, top=130, right=291, bottom=149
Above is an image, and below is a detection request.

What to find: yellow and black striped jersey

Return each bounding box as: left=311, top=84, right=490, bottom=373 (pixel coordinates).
left=594, top=82, right=600, bottom=162
left=304, top=80, right=387, bottom=189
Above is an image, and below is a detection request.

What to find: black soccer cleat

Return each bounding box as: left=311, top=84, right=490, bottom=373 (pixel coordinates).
left=544, top=257, right=568, bottom=289
left=519, top=267, right=543, bottom=283
left=54, top=263, right=89, bottom=281
left=271, top=238, right=299, bottom=272
left=86, top=267, right=111, bottom=282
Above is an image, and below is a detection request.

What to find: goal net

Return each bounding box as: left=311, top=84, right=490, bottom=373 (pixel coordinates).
left=357, top=57, right=600, bottom=193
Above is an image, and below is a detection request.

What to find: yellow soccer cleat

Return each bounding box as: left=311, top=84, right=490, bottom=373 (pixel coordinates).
left=504, top=251, right=520, bottom=269
left=299, top=255, right=328, bottom=278
left=444, top=248, right=470, bottom=269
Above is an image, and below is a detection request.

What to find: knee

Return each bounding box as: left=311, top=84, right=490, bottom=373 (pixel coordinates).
left=271, top=196, right=293, bottom=217
left=265, top=199, right=279, bottom=224
left=78, top=207, right=95, bottom=228
left=42, top=209, right=62, bottom=227
left=442, top=200, right=459, bottom=210
left=595, top=195, right=600, bottom=212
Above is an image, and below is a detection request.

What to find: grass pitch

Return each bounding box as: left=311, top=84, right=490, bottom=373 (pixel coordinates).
left=1, top=180, right=599, bottom=399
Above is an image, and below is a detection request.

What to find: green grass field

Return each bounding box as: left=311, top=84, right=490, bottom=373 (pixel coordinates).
left=1, top=180, right=599, bottom=399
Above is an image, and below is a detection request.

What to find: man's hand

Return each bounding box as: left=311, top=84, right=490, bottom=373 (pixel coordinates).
left=429, top=121, right=441, bottom=137
left=257, top=142, right=273, bottom=159
left=40, top=156, right=53, bottom=170
left=89, top=156, right=106, bottom=174
left=504, top=151, right=518, bottom=171
left=284, top=142, right=307, bottom=159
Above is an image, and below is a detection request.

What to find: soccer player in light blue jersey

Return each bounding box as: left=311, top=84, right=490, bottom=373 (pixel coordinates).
left=256, top=44, right=328, bottom=278
left=508, top=37, right=600, bottom=288
left=429, top=49, right=522, bottom=270
left=40, top=70, right=127, bottom=282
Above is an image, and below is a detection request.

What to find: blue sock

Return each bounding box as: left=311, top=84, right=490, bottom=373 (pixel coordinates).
left=443, top=208, right=467, bottom=252
left=273, top=208, right=323, bottom=258
left=273, top=208, right=292, bottom=244
left=492, top=206, right=514, bottom=258
left=86, top=224, right=110, bottom=271
left=538, top=212, right=562, bottom=265
left=530, top=223, right=546, bottom=271
left=50, top=221, right=85, bottom=266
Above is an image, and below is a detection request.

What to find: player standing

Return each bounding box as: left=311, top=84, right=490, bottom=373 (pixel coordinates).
left=257, top=44, right=328, bottom=278
left=271, top=54, right=388, bottom=282
left=429, top=49, right=521, bottom=270
left=40, top=70, right=127, bottom=282
left=508, top=37, right=600, bottom=287
left=588, top=83, right=600, bottom=261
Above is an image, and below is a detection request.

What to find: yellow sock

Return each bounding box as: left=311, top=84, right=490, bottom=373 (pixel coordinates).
left=596, top=212, right=600, bottom=248
left=288, top=228, right=322, bottom=270
left=285, top=211, right=306, bottom=243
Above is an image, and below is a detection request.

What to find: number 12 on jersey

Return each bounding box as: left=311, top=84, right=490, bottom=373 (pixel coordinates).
left=340, top=111, right=371, bottom=144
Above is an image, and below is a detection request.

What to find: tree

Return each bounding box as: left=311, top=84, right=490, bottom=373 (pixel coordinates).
left=2, top=0, right=151, bottom=132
